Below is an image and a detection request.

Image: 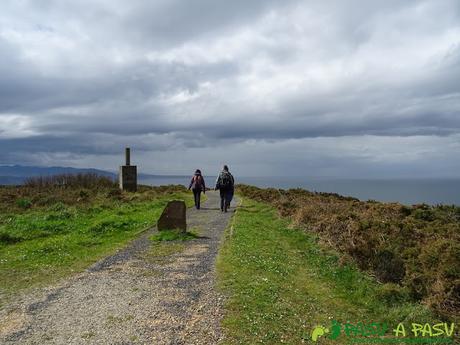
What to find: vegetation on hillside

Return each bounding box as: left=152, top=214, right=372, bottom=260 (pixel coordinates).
left=217, top=199, right=437, bottom=345
left=0, top=173, right=192, bottom=305
left=23, top=172, right=115, bottom=189
left=236, top=185, right=459, bottom=321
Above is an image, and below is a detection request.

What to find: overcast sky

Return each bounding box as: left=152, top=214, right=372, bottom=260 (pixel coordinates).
left=1, top=0, right=459, bottom=177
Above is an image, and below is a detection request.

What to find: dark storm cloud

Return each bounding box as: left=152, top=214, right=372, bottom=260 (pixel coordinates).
left=120, top=0, right=299, bottom=47
left=0, top=0, right=460, bottom=175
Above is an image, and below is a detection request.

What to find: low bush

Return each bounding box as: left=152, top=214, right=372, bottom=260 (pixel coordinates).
left=236, top=184, right=460, bottom=320
left=0, top=231, right=22, bottom=245
left=24, top=173, right=116, bottom=189
left=16, top=198, right=32, bottom=209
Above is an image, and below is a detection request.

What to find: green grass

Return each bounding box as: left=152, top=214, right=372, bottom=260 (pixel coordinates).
left=145, top=228, right=201, bottom=267
left=150, top=229, right=199, bottom=242
left=217, top=199, right=437, bottom=345
left=0, top=191, right=193, bottom=305
left=142, top=242, right=186, bottom=266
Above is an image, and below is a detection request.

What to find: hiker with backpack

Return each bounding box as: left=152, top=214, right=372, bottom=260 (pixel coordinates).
left=215, top=165, right=234, bottom=212
left=188, top=169, right=206, bottom=209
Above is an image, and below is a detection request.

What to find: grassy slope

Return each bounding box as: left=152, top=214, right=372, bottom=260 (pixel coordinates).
left=217, top=199, right=437, bottom=345
left=0, top=189, right=194, bottom=306
left=235, top=185, right=460, bottom=321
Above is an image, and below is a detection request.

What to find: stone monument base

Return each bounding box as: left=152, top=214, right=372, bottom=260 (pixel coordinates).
left=119, top=165, right=137, bottom=192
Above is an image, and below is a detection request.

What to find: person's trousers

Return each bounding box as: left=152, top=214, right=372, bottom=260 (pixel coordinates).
left=219, top=189, right=233, bottom=212
left=192, top=189, right=201, bottom=209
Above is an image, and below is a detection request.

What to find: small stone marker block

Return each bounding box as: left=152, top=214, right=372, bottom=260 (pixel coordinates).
left=119, top=165, right=137, bottom=192
left=157, top=200, right=187, bottom=232
left=119, top=147, right=137, bottom=192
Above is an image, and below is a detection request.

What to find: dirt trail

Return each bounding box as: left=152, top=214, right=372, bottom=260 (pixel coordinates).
left=0, top=191, right=237, bottom=345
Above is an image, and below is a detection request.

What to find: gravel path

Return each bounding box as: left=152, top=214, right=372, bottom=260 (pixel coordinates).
left=0, top=191, right=237, bottom=345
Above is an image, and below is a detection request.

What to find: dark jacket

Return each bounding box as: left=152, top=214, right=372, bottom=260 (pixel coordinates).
left=189, top=173, right=206, bottom=191
left=215, top=171, right=234, bottom=191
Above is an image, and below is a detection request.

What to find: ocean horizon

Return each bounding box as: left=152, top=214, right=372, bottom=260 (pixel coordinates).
left=139, top=176, right=460, bottom=206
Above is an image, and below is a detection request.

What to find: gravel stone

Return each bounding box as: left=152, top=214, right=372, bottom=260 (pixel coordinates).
left=0, top=191, right=236, bottom=345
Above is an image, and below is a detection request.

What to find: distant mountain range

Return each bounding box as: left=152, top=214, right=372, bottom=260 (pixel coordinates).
left=0, top=165, right=163, bottom=185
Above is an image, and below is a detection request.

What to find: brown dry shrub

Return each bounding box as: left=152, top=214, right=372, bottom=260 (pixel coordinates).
left=24, top=173, right=115, bottom=189
left=236, top=184, right=460, bottom=320
left=0, top=176, right=187, bottom=213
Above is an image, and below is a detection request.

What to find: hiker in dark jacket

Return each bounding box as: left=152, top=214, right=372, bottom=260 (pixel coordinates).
left=214, top=165, right=234, bottom=212
left=188, top=169, right=206, bottom=209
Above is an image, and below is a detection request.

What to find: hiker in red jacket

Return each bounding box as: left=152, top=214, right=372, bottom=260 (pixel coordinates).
left=188, top=169, right=206, bottom=209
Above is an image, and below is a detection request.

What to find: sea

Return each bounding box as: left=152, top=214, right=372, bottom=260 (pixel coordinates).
left=139, top=176, right=460, bottom=206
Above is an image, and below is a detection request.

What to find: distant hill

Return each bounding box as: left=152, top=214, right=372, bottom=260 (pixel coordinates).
left=0, top=165, right=116, bottom=185
left=0, top=165, right=170, bottom=185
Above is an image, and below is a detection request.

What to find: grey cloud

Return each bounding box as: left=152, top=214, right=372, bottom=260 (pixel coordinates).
left=0, top=0, right=459, bottom=176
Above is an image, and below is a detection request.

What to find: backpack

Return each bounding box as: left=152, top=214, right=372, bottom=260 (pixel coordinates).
left=193, top=175, right=203, bottom=189
left=220, top=172, right=233, bottom=188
